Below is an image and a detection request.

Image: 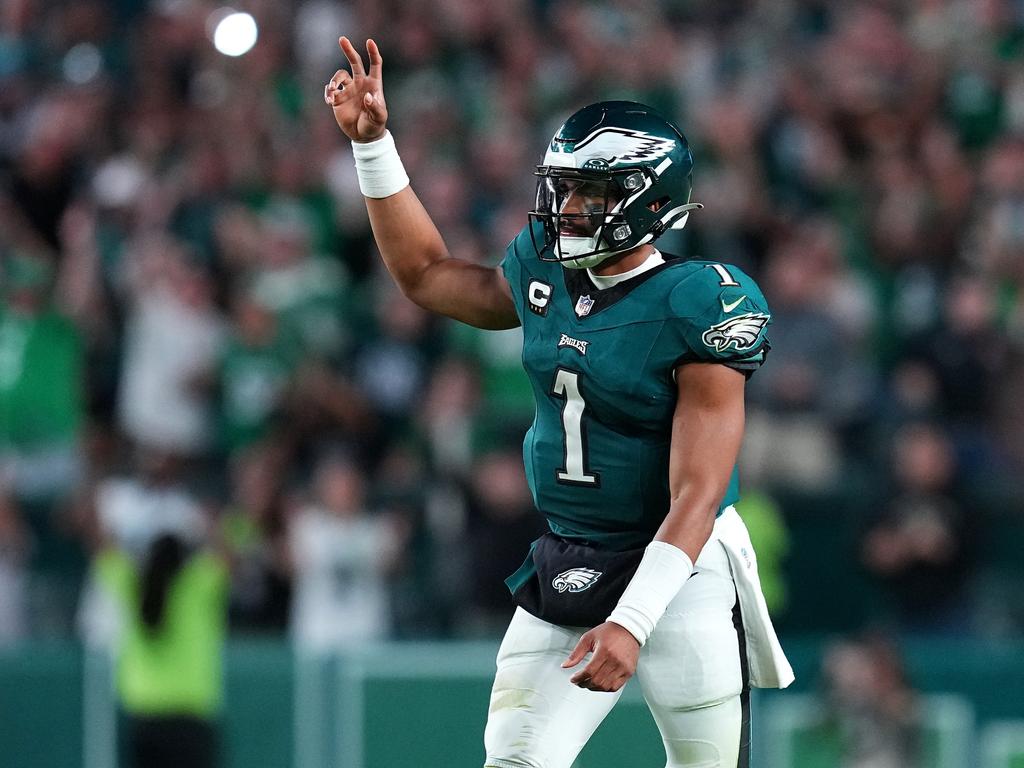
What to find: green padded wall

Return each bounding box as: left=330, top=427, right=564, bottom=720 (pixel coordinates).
left=2, top=637, right=1024, bottom=768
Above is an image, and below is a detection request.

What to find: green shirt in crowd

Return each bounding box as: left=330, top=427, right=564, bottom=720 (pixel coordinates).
left=219, top=331, right=300, bottom=453
left=0, top=305, right=83, bottom=450
left=96, top=549, right=229, bottom=718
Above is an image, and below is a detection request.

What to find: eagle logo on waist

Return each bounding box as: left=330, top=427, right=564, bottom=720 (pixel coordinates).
left=552, top=567, right=603, bottom=593
left=702, top=312, right=770, bottom=353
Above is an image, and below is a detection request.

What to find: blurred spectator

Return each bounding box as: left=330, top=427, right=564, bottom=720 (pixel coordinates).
left=95, top=532, right=228, bottom=768
left=459, top=449, right=545, bottom=635
left=0, top=251, right=84, bottom=502
left=365, top=442, right=437, bottom=635
left=807, top=635, right=924, bottom=768
left=745, top=224, right=857, bottom=491
left=416, top=356, right=482, bottom=477
left=447, top=321, right=534, bottom=427
left=217, top=289, right=300, bottom=456
left=116, top=236, right=225, bottom=456
left=353, top=286, right=435, bottom=436
left=862, top=423, right=973, bottom=634
left=288, top=451, right=407, bottom=650
left=248, top=201, right=350, bottom=361
left=221, top=446, right=291, bottom=633
left=913, top=277, right=1007, bottom=439
left=0, top=249, right=87, bottom=632
left=89, top=448, right=206, bottom=558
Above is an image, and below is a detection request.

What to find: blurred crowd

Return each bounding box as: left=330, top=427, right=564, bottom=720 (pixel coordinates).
left=803, top=634, right=925, bottom=768
left=2, top=0, right=1024, bottom=650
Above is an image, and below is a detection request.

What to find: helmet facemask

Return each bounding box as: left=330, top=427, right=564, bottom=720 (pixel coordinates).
left=529, top=167, right=634, bottom=269
left=529, top=164, right=702, bottom=270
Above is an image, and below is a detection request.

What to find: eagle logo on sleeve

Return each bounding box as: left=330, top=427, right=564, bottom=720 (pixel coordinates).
left=552, top=568, right=603, bottom=593
left=702, top=313, right=770, bottom=352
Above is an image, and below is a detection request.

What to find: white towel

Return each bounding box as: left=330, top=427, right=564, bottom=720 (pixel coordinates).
left=715, top=506, right=795, bottom=689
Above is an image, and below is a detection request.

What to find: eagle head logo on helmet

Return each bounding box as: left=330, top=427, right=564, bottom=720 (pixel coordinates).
left=529, top=101, right=703, bottom=270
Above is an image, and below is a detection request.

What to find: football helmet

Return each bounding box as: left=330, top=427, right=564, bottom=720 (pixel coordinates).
left=529, top=101, right=702, bottom=270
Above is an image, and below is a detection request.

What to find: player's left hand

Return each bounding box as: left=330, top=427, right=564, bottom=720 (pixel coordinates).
left=562, top=621, right=640, bottom=692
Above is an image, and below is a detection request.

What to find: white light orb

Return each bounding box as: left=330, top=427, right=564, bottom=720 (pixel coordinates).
left=63, top=43, right=103, bottom=84
left=212, top=11, right=258, bottom=57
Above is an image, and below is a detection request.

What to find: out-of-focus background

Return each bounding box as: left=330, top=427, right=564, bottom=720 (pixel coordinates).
left=1, top=0, right=1023, bottom=766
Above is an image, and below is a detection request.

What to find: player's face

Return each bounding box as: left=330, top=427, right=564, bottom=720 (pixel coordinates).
left=545, top=178, right=621, bottom=238
left=530, top=170, right=632, bottom=268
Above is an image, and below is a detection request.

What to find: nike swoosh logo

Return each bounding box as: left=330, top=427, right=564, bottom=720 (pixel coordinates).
left=721, top=295, right=746, bottom=313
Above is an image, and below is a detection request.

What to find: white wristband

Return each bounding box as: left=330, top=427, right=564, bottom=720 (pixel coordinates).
left=351, top=130, right=410, bottom=199
left=607, top=541, right=694, bottom=646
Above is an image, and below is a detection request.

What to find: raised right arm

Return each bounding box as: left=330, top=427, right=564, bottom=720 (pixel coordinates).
left=325, top=37, right=519, bottom=331
left=364, top=187, right=518, bottom=330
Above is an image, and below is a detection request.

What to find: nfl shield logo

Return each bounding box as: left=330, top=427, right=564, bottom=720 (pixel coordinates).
left=575, top=294, right=595, bottom=317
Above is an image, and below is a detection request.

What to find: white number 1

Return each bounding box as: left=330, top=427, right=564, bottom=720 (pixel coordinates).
left=708, top=263, right=740, bottom=286
left=552, top=369, right=599, bottom=486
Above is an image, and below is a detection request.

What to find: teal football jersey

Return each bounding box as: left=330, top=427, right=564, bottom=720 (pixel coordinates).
left=501, top=224, right=771, bottom=583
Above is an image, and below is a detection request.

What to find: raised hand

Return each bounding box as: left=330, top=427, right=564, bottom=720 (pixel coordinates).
left=324, top=37, right=387, bottom=143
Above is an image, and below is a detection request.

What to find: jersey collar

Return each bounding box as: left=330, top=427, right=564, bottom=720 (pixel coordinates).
left=562, top=252, right=677, bottom=319
left=586, top=250, right=665, bottom=290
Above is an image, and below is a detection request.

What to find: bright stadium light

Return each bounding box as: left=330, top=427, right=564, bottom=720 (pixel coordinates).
left=211, top=10, right=258, bottom=57
left=63, top=43, right=103, bottom=84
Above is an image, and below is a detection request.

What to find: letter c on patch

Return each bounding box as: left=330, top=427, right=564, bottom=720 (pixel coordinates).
left=528, top=280, right=553, bottom=316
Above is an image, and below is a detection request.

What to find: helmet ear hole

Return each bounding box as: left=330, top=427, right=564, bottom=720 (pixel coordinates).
left=647, top=196, right=670, bottom=213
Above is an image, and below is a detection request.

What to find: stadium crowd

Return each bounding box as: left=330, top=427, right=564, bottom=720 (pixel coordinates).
left=1, top=0, right=1024, bottom=654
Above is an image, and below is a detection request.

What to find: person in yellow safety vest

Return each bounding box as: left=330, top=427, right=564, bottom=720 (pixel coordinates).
left=96, top=533, right=228, bottom=768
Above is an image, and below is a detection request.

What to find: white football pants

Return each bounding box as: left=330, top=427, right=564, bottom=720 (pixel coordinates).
left=483, top=523, right=750, bottom=768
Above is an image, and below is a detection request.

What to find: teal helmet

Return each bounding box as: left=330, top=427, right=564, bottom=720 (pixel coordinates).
left=529, top=101, right=702, bottom=269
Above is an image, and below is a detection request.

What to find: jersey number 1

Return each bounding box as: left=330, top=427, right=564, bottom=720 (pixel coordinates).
left=708, top=263, right=740, bottom=286
left=552, top=369, right=600, bottom=487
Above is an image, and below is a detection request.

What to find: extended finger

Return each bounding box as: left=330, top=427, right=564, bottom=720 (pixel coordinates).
left=562, top=634, right=594, bottom=669
left=326, top=71, right=352, bottom=102
left=367, top=38, right=383, bottom=80
left=339, top=36, right=365, bottom=76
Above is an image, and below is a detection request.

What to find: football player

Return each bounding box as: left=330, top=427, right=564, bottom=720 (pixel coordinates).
left=325, top=37, right=793, bottom=768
